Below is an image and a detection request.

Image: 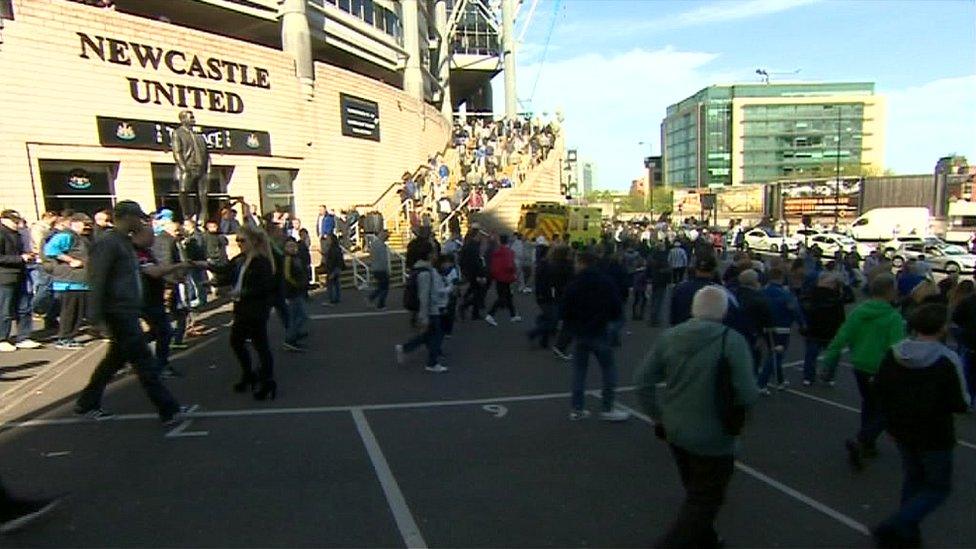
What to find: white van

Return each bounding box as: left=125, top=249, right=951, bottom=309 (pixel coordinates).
left=945, top=200, right=976, bottom=245
left=847, top=207, right=931, bottom=242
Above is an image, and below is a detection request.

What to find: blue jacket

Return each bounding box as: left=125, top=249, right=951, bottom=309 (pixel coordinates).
left=762, top=282, right=804, bottom=332
left=669, top=276, right=713, bottom=326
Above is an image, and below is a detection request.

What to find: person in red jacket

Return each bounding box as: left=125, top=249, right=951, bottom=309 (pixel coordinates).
left=485, top=233, right=521, bottom=326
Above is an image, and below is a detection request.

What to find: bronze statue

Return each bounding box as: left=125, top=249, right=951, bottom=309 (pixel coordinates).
left=171, top=110, right=211, bottom=222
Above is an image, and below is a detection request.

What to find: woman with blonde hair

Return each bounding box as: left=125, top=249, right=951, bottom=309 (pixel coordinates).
left=902, top=278, right=945, bottom=323
left=204, top=225, right=278, bottom=400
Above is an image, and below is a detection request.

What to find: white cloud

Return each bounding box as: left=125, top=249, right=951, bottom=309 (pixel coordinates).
left=884, top=75, right=976, bottom=174
left=493, top=46, right=729, bottom=190
left=559, top=0, right=820, bottom=37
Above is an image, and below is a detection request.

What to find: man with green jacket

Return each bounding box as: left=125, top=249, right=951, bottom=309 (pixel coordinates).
left=635, top=286, right=759, bottom=547
left=822, top=274, right=905, bottom=470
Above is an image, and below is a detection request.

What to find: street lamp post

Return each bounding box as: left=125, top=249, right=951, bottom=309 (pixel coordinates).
left=834, top=104, right=842, bottom=228
left=638, top=141, right=654, bottom=215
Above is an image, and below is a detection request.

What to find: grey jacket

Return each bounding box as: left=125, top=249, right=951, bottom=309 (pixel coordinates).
left=413, top=260, right=450, bottom=326
left=87, top=229, right=144, bottom=322
left=370, top=238, right=390, bottom=272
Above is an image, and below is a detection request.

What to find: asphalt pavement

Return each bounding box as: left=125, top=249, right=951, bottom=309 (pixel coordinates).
left=0, top=287, right=974, bottom=548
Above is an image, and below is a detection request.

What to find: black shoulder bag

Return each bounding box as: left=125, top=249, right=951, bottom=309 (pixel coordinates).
left=715, top=328, right=746, bottom=436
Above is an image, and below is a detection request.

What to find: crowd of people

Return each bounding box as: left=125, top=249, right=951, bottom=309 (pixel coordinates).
left=3, top=198, right=975, bottom=546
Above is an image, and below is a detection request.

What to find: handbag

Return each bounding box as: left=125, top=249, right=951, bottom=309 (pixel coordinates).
left=715, top=328, right=746, bottom=436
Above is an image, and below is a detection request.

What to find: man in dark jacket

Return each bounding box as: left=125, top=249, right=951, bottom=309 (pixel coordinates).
left=0, top=210, right=40, bottom=352
left=950, top=291, right=976, bottom=404
left=75, top=201, right=185, bottom=425
left=800, top=272, right=846, bottom=386
left=561, top=252, right=629, bottom=422
left=669, top=255, right=718, bottom=326
left=873, top=304, right=971, bottom=548
left=731, top=269, right=773, bottom=374
left=459, top=231, right=488, bottom=320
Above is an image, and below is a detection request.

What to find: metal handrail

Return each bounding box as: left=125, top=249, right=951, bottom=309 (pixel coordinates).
left=339, top=244, right=371, bottom=290
left=437, top=193, right=471, bottom=238
left=390, top=248, right=408, bottom=284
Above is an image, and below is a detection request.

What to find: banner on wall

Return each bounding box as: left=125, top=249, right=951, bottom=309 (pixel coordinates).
left=340, top=93, right=381, bottom=141
left=96, top=116, right=272, bottom=155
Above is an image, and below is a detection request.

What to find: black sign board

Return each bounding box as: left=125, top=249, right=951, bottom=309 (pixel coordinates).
left=340, top=93, right=380, bottom=141
left=96, top=116, right=272, bottom=156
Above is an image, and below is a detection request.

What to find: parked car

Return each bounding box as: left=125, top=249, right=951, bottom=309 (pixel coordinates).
left=743, top=227, right=798, bottom=253
left=880, top=236, right=937, bottom=258
left=793, top=227, right=822, bottom=247
left=892, top=241, right=976, bottom=274
left=808, top=232, right=858, bottom=257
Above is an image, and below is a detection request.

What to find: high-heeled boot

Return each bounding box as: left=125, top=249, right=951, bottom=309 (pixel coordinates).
left=233, top=371, right=256, bottom=393
left=253, top=379, right=277, bottom=401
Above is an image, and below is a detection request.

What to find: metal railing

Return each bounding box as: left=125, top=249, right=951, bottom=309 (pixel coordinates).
left=340, top=245, right=371, bottom=290
left=437, top=193, right=471, bottom=239
left=390, top=248, right=408, bottom=284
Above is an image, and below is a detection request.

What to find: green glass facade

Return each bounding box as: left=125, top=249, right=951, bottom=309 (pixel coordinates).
left=663, top=83, right=876, bottom=187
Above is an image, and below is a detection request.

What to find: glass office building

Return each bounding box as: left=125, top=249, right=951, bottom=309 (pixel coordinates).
left=662, top=83, right=885, bottom=188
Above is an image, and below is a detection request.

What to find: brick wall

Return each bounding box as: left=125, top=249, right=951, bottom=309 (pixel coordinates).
left=0, top=0, right=450, bottom=227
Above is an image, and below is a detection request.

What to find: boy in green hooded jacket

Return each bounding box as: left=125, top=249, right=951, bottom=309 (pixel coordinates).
left=822, top=274, right=906, bottom=470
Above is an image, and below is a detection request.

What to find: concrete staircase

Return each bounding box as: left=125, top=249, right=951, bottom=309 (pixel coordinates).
left=472, top=140, right=565, bottom=233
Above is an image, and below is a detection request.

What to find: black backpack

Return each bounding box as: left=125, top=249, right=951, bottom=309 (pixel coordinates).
left=403, top=268, right=424, bottom=312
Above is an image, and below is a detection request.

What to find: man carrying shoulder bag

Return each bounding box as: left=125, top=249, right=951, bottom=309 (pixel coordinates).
left=635, top=285, right=759, bottom=548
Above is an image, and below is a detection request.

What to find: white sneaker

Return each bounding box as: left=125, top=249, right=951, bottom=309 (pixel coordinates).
left=424, top=364, right=449, bottom=373
left=511, top=315, right=523, bottom=323
left=569, top=409, right=591, bottom=421
left=0, top=342, right=16, bottom=352
left=394, top=344, right=405, bottom=365
left=599, top=409, right=631, bottom=422
left=758, top=387, right=772, bottom=396
left=484, top=314, right=498, bottom=327
left=552, top=347, right=573, bottom=361
left=776, top=381, right=791, bottom=390
left=15, top=339, right=42, bottom=350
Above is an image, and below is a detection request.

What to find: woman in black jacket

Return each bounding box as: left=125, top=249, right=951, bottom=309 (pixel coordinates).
left=323, top=233, right=343, bottom=306
left=800, top=272, right=846, bottom=386
left=208, top=226, right=277, bottom=400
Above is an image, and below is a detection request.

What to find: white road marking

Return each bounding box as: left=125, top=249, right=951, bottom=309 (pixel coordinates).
left=609, top=400, right=871, bottom=537
left=0, top=387, right=637, bottom=429
left=165, top=405, right=209, bottom=438
left=482, top=404, right=508, bottom=418
left=309, top=310, right=409, bottom=320
left=0, top=341, right=107, bottom=416
left=783, top=388, right=976, bottom=451
left=351, top=408, right=427, bottom=549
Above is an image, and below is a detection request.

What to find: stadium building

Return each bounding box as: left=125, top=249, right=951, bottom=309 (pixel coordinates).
left=0, top=0, right=558, bottom=229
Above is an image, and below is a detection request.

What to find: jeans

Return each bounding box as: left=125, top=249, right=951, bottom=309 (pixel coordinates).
left=489, top=281, right=517, bottom=317
left=632, top=288, right=647, bottom=320
left=960, top=346, right=975, bottom=404
left=58, top=290, right=88, bottom=340
left=171, top=309, right=189, bottom=346
left=285, top=296, right=309, bottom=345
left=403, top=314, right=443, bottom=367
left=758, top=334, right=789, bottom=388
left=854, top=370, right=885, bottom=448
left=570, top=332, right=617, bottom=411
left=369, top=270, right=390, bottom=308
left=230, top=308, right=274, bottom=382
left=141, top=304, right=172, bottom=369
left=671, top=267, right=686, bottom=284
left=803, top=339, right=824, bottom=383
left=0, top=282, right=32, bottom=343
left=528, top=302, right=558, bottom=347
left=657, top=445, right=734, bottom=549
left=76, top=313, right=180, bottom=418
left=876, top=444, right=953, bottom=543
left=327, top=267, right=341, bottom=304
left=649, top=286, right=666, bottom=326
left=462, top=279, right=487, bottom=319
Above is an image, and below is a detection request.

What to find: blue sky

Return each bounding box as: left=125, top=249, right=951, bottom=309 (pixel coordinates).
left=492, top=0, right=976, bottom=190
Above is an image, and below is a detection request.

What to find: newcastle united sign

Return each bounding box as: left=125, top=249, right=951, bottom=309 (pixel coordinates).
left=96, top=116, right=272, bottom=156
left=77, top=32, right=271, bottom=114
